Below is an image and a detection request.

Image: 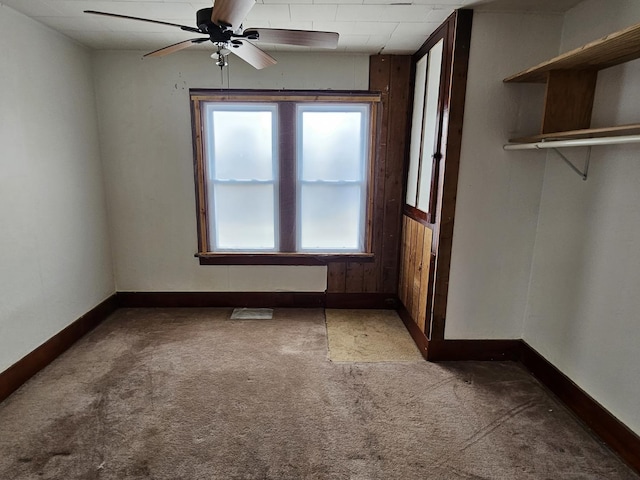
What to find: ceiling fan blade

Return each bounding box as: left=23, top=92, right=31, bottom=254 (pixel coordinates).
left=229, top=40, right=277, bottom=70
left=211, top=0, right=255, bottom=30
left=144, top=38, right=208, bottom=58
left=246, top=28, right=339, bottom=49
left=84, top=10, right=202, bottom=34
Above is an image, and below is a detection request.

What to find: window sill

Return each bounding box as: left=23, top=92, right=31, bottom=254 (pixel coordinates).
left=196, top=252, right=375, bottom=266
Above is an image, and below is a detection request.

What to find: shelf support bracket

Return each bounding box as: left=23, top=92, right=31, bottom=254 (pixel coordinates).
left=548, top=146, right=591, bottom=181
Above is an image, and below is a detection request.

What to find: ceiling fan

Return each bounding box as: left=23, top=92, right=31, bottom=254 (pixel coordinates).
left=85, top=0, right=339, bottom=70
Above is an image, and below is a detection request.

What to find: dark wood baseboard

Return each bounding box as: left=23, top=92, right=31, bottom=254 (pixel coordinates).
left=520, top=341, right=640, bottom=473
left=397, top=304, right=429, bottom=359
left=118, top=291, right=397, bottom=309
left=0, top=294, right=118, bottom=403
left=397, top=303, right=520, bottom=361
left=428, top=339, right=522, bottom=361
left=117, top=291, right=326, bottom=308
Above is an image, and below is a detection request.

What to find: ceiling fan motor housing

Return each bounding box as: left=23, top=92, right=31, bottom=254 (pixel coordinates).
left=197, top=6, right=239, bottom=45
left=196, top=8, right=215, bottom=32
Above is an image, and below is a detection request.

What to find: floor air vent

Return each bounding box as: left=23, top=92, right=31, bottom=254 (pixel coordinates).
left=230, top=308, right=274, bottom=320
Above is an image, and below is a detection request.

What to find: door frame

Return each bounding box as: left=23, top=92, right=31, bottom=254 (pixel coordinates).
left=401, top=9, right=473, bottom=342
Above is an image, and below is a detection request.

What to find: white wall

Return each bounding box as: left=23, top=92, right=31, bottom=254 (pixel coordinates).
left=0, top=5, right=114, bottom=372
left=92, top=50, right=369, bottom=292
left=445, top=12, right=563, bottom=338
left=447, top=0, right=640, bottom=436
left=523, top=0, right=640, bottom=435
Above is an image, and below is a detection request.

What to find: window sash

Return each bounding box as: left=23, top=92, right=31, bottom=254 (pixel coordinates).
left=406, top=35, right=445, bottom=223
left=202, top=103, right=279, bottom=252
left=207, top=180, right=278, bottom=251
left=296, top=104, right=370, bottom=252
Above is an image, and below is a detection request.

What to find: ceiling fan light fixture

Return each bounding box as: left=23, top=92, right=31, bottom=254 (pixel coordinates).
left=215, top=55, right=228, bottom=68
left=212, top=45, right=230, bottom=68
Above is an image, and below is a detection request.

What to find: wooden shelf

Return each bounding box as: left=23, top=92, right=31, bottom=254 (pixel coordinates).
left=509, top=124, right=640, bottom=144
left=503, top=22, right=640, bottom=141
left=504, top=21, right=640, bottom=83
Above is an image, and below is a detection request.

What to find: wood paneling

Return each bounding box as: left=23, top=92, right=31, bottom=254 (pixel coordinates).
left=325, top=55, right=412, bottom=295
left=362, top=262, right=378, bottom=292
left=327, top=263, right=346, bottom=293
left=326, top=293, right=397, bottom=309
left=345, top=262, right=364, bottom=293
left=381, top=56, right=413, bottom=293
left=410, top=223, right=425, bottom=327
left=367, top=55, right=391, bottom=295
left=398, top=215, right=433, bottom=332
left=0, top=295, right=118, bottom=403
left=417, top=239, right=432, bottom=332
left=541, top=70, right=597, bottom=134
left=398, top=216, right=409, bottom=307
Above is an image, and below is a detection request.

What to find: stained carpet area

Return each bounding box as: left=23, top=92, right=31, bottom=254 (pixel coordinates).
left=0, top=308, right=637, bottom=480
left=325, top=309, right=422, bottom=362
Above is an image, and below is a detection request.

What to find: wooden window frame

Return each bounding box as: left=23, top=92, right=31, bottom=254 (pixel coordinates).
left=190, top=89, right=381, bottom=265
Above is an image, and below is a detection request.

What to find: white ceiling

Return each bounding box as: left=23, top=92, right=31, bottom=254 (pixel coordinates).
left=0, top=0, right=582, bottom=55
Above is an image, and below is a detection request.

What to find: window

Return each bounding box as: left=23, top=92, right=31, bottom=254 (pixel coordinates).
left=190, top=91, right=380, bottom=264
left=204, top=103, right=278, bottom=251
left=406, top=37, right=445, bottom=223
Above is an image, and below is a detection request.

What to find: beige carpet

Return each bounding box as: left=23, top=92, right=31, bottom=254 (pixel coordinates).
left=325, top=309, right=423, bottom=362
left=1, top=308, right=637, bottom=479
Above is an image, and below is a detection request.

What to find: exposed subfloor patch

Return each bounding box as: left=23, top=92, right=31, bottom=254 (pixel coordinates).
left=230, top=308, right=274, bottom=320
left=325, top=309, right=423, bottom=362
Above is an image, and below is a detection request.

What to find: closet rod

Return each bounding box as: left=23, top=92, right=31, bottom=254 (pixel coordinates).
left=503, top=134, right=640, bottom=150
